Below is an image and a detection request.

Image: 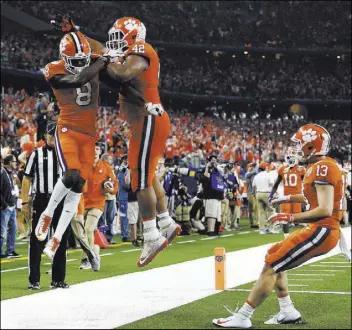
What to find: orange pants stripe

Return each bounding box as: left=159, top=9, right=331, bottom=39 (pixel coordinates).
left=128, top=113, right=171, bottom=192
left=266, top=225, right=340, bottom=273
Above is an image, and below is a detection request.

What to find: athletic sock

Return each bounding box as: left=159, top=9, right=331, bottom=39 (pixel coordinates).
left=238, top=301, right=256, bottom=319
left=142, top=219, right=160, bottom=241
left=157, top=211, right=173, bottom=229
left=44, top=179, right=71, bottom=217
left=53, top=191, right=81, bottom=241
left=278, top=295, right=295, bottom=313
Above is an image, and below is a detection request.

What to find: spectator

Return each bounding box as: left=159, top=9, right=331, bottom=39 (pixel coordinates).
left=1, top=154, right=21, bottom=258
left=35, top=93, right=49, bottom=142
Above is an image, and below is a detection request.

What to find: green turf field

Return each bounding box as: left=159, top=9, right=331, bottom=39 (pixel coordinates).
left=1, top=225, right=351, bottom=329
left=1, top=225, right=281, bottom=300
left=119, top=254, right=351, bottom=329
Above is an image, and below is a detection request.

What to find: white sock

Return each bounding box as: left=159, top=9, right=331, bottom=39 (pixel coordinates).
left=53, top=191, right=81, bottom=241
left=142, top=219, right=160, bottom=241
left=278, top=295, right=295, bottom=313
left=158, top=211, right=173, bottom=229
left=238, top=302, right=256, bottom=319
left=45, top=179, right=71, bottom=217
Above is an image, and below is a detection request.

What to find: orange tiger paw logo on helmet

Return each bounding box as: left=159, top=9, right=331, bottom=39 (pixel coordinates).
left=301, top=128, right=318, bottom=143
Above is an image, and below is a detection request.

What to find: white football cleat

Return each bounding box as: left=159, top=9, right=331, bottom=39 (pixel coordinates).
left=79, top=258, right=91, bottom=270
left=212, top=313, right=252, bottom=328
left=35, top=213, right=52, bottom=241
left=137, top=235, right=168, bottom=268
left=160, top=220, right=181, bottom=244
left=264, top=309, right=302, bottom=325
left=43, top=237, right=60, bottom=260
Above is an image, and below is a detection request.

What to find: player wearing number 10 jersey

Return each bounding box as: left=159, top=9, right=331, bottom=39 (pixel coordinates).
left=35, top=31, right=109, bottom=262
left=270, top=147, right=306, bottom=237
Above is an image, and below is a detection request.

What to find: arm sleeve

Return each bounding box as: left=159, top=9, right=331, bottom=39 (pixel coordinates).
left=24, top=151, right=36, bottom=178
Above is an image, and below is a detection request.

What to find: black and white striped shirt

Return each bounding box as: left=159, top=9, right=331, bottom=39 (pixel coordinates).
left=24, top=144, right=61, bottom=194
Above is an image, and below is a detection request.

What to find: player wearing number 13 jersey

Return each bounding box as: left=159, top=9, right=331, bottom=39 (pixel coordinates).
left=35, top=31, right=109, bottom=263
left=213, top=124, right=344, bottom=328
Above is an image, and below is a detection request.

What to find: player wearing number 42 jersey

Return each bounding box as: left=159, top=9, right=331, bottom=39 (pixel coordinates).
left=269, top=147, right=306, bottom=237
left=35, top=30, right=110, bottom=260
left=213, top=124, right=346, bottom=328
left=89, top=16, right=181, bottom=267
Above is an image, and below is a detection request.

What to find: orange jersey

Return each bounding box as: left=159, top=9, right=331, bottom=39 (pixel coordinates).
left=278, top=164, right=306, bottom=195
left=119, top=41, right=161, bottom=108
left=303, top=157, right=343, bottom=230
left=83, top=160, right=118, bottom=211
left=43, top=60, right=99, bottom=136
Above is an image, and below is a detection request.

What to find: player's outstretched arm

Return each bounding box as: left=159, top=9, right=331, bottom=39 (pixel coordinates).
left=49, top=57, right=108, bottom=89
left=105, top=55, right=149, bottom=82
left=269, top=175, right=282, bottom=202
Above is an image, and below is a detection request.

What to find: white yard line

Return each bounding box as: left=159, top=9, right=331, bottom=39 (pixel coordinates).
left=121, top=248, right=142, bottom=253
left=200, top=237, right=218, bottom=240
left=176, top=240, right=196, bottom=244
left=237, top=231, right=251, bottom=235
left=1, top=227, right=350, bottom=329
left=310, top=265, right=351, bottom=268
left=289, top=279, right=324, bottom=281
left=288, top=273, right=335, bottom=276
left=290, top=269, right=346, bottom=272
left=1, top=267, right=29, bottom=273
left=227, top=289, right=351, bottom=295
left=220, top=234, right=234, bottom=238
left=319, top=261, right=351, bottom=264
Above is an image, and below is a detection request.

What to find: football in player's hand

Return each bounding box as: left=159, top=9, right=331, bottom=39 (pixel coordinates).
left=103, top=179, right=114, bottom=190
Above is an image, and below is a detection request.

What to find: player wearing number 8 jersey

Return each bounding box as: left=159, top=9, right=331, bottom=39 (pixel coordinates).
left=213, top=124, right=344, bottom=328
left=35, top=31, right=109, bottom=262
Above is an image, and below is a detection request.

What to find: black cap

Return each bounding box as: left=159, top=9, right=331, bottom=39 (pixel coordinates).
left=46, top=122, right=56, bottom=136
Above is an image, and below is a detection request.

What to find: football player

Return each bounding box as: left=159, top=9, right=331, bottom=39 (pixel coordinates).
left=213, top=124, right=343, bottom=328
left=35, top=30, right=109, bottom=260
left=51, top=15, right=181, bottom=267
left=269, top=147, right=306, bottom=237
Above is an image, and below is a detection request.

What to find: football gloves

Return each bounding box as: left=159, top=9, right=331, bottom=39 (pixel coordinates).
left=269, top=194, right=291, bottom=207
left=51, top=14, right=78, bottom=33
left=146, top=102, right=164, bottom=116
left=269, top=213, right=294, bottom=225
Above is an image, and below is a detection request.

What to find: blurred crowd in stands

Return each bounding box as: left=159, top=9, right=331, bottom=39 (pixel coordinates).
left=1, top=87, right=351, bottom=169
left=4, top=0, right=351, bottom=49
left=1, top=32, right=351, bottom=100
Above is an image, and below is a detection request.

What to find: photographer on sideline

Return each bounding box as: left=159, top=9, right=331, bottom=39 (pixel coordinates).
left=200, top=155, right=226, bottom=236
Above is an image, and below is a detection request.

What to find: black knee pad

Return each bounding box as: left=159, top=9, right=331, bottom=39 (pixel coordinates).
left=62, top=169, right=81, bottom=188
left=71, top=176, right=86, bottom=193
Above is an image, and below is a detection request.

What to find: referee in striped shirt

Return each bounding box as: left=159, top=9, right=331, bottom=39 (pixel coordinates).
left=21, top=123, right=70, bottom=290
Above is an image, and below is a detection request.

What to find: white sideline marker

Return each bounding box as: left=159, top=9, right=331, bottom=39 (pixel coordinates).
left=220, top=234, right=234, bottom=238
left=237, top=231, right=251, bottom=235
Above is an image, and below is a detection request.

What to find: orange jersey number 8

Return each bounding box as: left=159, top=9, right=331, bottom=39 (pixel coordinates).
left=76, top=82, right=92, bottom=106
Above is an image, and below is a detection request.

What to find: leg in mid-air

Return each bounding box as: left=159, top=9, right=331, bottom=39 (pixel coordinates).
left=43, top=172, right=85, bottom=259
left=129, top=113, right=175, bottom=267
left=153, top=176, right=181, bottom=242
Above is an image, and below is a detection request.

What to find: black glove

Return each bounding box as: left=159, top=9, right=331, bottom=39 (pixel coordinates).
left=50, top=14, right=77, bottom=33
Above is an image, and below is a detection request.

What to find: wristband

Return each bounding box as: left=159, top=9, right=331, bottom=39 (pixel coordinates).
left=22, top=202, right=28, bottom=205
